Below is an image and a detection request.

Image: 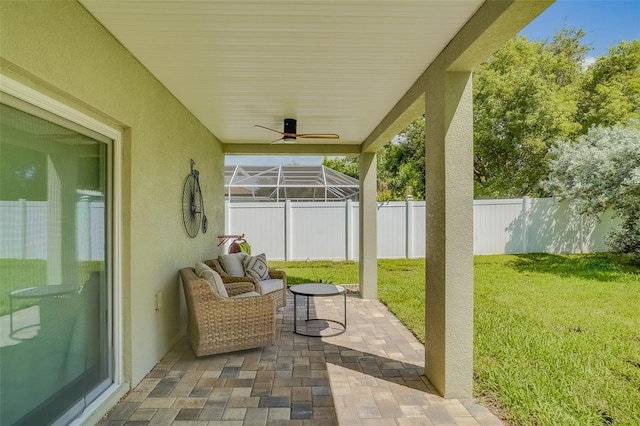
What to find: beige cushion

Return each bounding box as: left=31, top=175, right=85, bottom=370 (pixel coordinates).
left=258, top=279, right=283, bottom=296
left=195, top=262, right=228, bottom=298
left=218, top=253, right=246, bottom=277
left=243, top=253, right=270, bottom=280
left=230, top=291, right=261, bottom=298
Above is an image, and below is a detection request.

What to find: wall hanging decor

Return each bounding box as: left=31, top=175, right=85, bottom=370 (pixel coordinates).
left=182, top=159, right=208, bottom=238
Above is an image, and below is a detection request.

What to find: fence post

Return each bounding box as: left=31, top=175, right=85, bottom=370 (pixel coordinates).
left=20, top=198, right=27, bottom=259
left=522, top=196, right=530, bottom=254
left=579, top=208, right=591, bottom=254
left=406, top=195, right=414, bottom=258
left=225, top=200, right=231, bottom=235
left=285, top=200, right=292, bottom=261
left=346, top=199, right=353, bottom=260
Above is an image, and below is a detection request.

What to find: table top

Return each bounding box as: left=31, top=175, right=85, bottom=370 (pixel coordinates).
left=290, top=283, right=346, bottom=296
left=10, top=284, right=80, bottom=299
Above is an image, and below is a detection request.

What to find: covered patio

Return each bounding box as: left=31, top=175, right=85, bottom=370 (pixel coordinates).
left=1, top=1, right=553, bottom=424
left=99, top=292, right=501, bottom=425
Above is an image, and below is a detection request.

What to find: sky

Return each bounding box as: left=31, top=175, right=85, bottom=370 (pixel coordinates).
left=226, top=0, right=640, bottom=167
left=520, top=0, right=640, bottom=63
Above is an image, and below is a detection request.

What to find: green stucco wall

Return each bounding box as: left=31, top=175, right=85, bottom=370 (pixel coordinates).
left=1, top=0, right=225, bottom=392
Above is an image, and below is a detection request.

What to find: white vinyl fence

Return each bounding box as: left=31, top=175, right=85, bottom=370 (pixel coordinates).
left=1, top=197, right=618, bottom=261
left=226, top=198, right=618, bottom=261
left=0, top=199, right=105, bottom=260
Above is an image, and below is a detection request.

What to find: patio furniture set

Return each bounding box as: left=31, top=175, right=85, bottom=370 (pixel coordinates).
left=179, top=252, right=347, bottom=357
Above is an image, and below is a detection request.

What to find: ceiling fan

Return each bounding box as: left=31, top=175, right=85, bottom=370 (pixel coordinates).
left=254, top=118, right=339, bottom=144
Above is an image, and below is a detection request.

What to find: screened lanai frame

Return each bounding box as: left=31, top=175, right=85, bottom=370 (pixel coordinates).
left=225, top=165, right=359, bottom=202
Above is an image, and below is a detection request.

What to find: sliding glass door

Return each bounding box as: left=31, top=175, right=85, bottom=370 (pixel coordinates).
left=0, top=98, right=113, bottom=425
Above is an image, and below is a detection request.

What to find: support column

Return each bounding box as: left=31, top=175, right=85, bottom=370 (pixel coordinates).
left=424, top=70, right=474, bottom=398
left=47, top=154, right=78, bottom=285
left=345, top=199, right=354, bottom=261
left=358, top=152, right=377, bottom=299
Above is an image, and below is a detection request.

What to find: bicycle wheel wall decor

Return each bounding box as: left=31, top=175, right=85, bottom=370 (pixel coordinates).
left=182, top=160, right=203, bottom=238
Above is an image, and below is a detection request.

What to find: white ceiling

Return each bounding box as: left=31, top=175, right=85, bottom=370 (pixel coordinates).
left=79, top=0, right=484, bottom=147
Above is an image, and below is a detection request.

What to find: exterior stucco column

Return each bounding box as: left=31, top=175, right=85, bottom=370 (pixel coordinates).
left=359, top=152, right=377, bottom=299
left=47, top=153, right=78, bottom=285
left=424, top=70, right=474, bottom=398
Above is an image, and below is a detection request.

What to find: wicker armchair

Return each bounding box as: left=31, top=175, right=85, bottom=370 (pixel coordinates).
left=205, top=259, right=287, bottom=310
left=179, top=267, right=275, bottom=357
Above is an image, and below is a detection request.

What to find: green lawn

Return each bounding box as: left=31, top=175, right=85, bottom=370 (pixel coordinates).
left=271, top=254, right=640, bottom=426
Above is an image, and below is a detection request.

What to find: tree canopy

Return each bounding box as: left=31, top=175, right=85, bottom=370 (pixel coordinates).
left=473, top=29, right=586, bottom=198
left=577, top=40, right=640, bottom=132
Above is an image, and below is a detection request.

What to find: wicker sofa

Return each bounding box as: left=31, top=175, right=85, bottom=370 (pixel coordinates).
left=179, top=267, right=275, bottom=357
left=205, top=258, right=287, bottom=310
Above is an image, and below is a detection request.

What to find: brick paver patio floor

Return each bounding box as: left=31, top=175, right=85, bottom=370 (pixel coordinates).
left=100, top=290, right=502, bottom=425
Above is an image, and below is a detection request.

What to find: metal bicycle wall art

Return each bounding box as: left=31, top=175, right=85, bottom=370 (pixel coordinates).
left=182, top=159, right=208, bottom=238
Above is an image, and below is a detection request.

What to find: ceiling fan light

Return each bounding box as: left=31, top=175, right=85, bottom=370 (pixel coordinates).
left=283, top=118, right=297, bottom=134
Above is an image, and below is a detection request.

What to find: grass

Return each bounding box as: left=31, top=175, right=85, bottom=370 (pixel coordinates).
left=271, top=254, right=640, bottom=425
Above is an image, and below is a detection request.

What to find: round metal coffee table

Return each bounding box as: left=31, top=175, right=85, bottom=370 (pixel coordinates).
left=290, top=283, right=347, bottom=337
left=9, top=284, right=79, bottom=334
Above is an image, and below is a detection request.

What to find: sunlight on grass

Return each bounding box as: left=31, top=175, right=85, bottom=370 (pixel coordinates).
left=271, top=254, right=640, bottom=425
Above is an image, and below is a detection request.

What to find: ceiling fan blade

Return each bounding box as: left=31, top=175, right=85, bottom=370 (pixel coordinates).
left=256, top=120, right=339, bottom=142
left=269, top=137, right=285, bottom=144
left=254, top=124, right=284, bottom=135
left=296, top=133, right=340, bottom=139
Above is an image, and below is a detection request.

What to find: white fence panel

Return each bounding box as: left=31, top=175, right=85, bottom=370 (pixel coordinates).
left=526, top=198, right=581, bottom=253
left=291, top=202, right=347, bottom=261
left=227, top=202, right=285, bottom=259
left=226, top=197, right=617, bottom=260
left=586, top=211, right=620, bottom=252
left=76, top=200, right=105, bottom=261
left=411, top=203, right=426, bottom=258
left=377, top=202, right=406, bottom=258
left=0, top=200, right=48, bottom=259
left=24, top=201, right=47, bottom=259
left=1, top=200, right=106, bottom=261
left=474, top=199, right=525, bottom=255
left=2, top=198, right=618, bottom=262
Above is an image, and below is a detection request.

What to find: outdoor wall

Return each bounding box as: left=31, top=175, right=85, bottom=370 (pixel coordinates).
left=1, top=0, right=225, bottom=396
left=225, top=198, right=617, bottom=260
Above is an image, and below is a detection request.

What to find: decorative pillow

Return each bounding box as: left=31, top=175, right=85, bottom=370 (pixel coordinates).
left=243, top=253, right=270, bottom=281
left=195, top=262, right=228, bottom=298
left=218, top=253, right=246, bottom=277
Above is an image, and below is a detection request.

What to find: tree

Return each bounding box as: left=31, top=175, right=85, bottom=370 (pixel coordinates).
left=0, top=142, right=47, bottom=201
left=473, top=30, right=586, bottom=198
left=377, top=118, right=425, bottom=200
left=323, top=117, right=425, bottom=201
left=577, top=40, right=640, bottom=133
left=543, top=121, right=640, bottom=262
left=322, top=156, right=358, bottom=180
